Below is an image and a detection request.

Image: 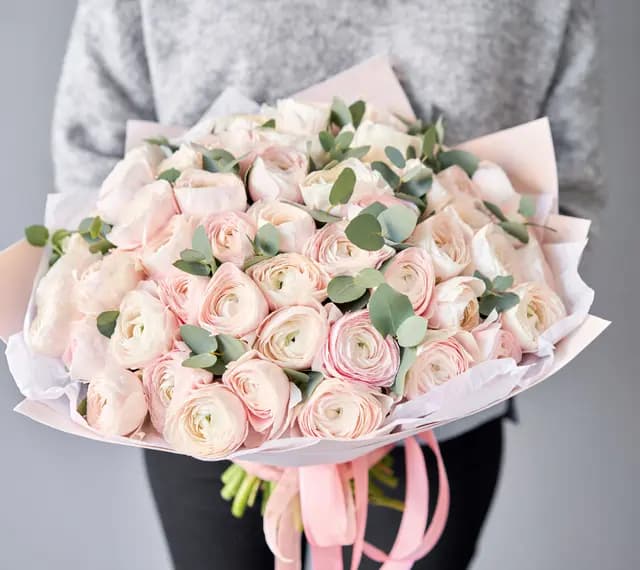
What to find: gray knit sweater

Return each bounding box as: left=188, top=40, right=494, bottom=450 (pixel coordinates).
left=52, top=0, right=603, bottom=439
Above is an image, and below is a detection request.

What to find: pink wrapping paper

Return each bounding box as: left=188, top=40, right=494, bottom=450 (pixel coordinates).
left=1, top=55, right=609, bottom=466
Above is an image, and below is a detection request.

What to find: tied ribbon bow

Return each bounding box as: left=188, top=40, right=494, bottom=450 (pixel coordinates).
left=236, top=431, right=450, bottom=570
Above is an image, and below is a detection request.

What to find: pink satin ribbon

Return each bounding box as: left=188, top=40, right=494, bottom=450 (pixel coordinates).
left=237, top=430, right=449, bottom=570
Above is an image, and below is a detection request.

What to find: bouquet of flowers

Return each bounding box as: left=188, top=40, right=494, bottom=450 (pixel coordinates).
left=1, top=57, right=608, bottom=569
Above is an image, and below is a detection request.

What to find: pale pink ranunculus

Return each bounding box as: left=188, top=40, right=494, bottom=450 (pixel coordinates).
left=142, top=342, right=212, bottom=433
left=222, top=350, right=298, bottom=442
left=246, top=253, right=329, bottom=310
left=382, top=247, right=436, bottom=317
left=345, top=193, right=420, bottom=220
left=97, top=143, right=166, bottom=224
left=106, top=180, right=178, bottom=250
left=501, top=282, right=567, bottom=353
left=404, top=331, right=479, bottom=399
left=322, top=309, right=400, bottom=388
left=297, top=377, right=392, bottom=439
left=201, top=211, right=256, bottom=267
left=62, top=316, right=110, bottom=382
left=472, top=160, right=520, bottom=215
left=86, top=365, right=148, bottom=437
left=29, top=234, right=98, bottom=357
left=195, top=129, right=262, bottom=172
left=174, top=168, right=247, bottom=219
left=447, top=194, right=493, bottom=231
left=198, top=262, right=269, bottom=339
left=163, top=383, right=249, bottom=459
left=300, top=158, right=392, bottom=214
left=428, top=165, right=480, bottom=213
left=429, top=276, right=486, bottom=331
left=158, top=144, right=203, bottom=173
left=247, top=146, right=308, bottom=203
left=303, top=220, right=394, bottom=278
left=140, top=214, right=198, bottom=280
left=351, top=120, right=422, bottom=164
left=76, top=251, right=143, bottom=316
left=109, top=283, right=179, bottom=369
left=269, top=99, right=330, bottom=137
left=247, top=200, right=315, bottom=253
left=472, top=318, right=523, bottom=363
left=254, top=305, right=328, bottom=370
left=158, top=274, right=209, bottom=324
left=471, top=223, right=524, bottom=283
left=408, top=206, right=473, bottom=280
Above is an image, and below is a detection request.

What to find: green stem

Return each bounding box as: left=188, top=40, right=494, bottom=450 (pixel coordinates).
left=246, top=476, right=262, bottom=508
left=221, top=463, right=243, bottom=485
left=232, top=475, right=259, bottom=518
left=220, top=467, right=246, bottom=501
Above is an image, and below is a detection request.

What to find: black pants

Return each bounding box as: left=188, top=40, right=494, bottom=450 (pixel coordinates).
left=145, top=418, right=503, bottom=570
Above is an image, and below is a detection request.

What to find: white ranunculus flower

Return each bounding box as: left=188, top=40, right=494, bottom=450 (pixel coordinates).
left=267, top=99, right=330, bottom=137
left=247, top=146, right=308, bottom=203
left=110, top=284, right=179, bottom=369
left=299, top=158, right=392, bottom=214
left=247, top=200, right=316, bottom=253
left=408, top=206, right=474, bottom=280
left=174, top=168, right=247, bottom=219
left=471, top=223, right=523, bottom=282
left=163, top=383, right=249, bottom=459
left=97, top=143, right=166, bottom=224
left=29, top=234, right=98, bottom=357
left=429, top=276, right=486, bottom=331
left=63, top=316, right=110, bottom=382
left=76, top=251, right=143, bottom=316
left=472, top=160, right=520, bottom=215
left=158, top=144, right=203, bottom=173
left=254, top=305, right=329, bottom=370
left=86, top=364, right=148, bottom=437
left=501, top=282, right=567, bottom=352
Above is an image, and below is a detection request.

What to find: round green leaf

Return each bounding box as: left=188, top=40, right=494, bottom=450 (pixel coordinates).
left=349, top=100, right=366, bottom=128
left=359, top=201, right=388, bottom=218
left=422, top=127, right=438, bottom=159
left=438, top=150, right=479, bottom=177
left=180, top=248, right=207, bottom=263
left=392, top=346, right=417, bottom=396
left=157, top=168, right=181, bottom=184
left=384, top=146, right=406, bottom=169
left=518, top=195, right=536, bottom=218
left=25, top=225, right=49, bottom=247
left=345, top=214, right=385, bottom=251
left=307, top=209, right=342, bottom=224
left=329, top=167, right=356, bottom=206
left=396, top=316, right=428, bottom=348
left=319, top=131, right=335, bottom=152
left=368, top=283, right=414, bottom=337
left=492, top=275, right=514, bottom=292
left=354, top=268, right=385, bottom=289
left=216, top=333, right=247, bottom=363
left=182, top=353, right=218, bottom=369
left=255, top=223, right=280, bottom=256
left=331, top=97, right=352, bottom=127
left=378, top=205, right=418, bottom=243
left=180, top=324, right=218, bottom=354
left=173, top=259, right=211, bottom=276
left=334, top=130, right=354, bottom=150
left=96, top=310, right=119, bottom=338
left=327, top=275, right=366, bottom=303
left=371, top=161, right=400, bottom=189
left=192, top=225, right=214, bottom=260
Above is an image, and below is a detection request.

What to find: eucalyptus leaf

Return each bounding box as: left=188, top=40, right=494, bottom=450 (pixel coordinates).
left=216, top=333, right=247, bottom=362
left=518, top=195, right=536, bottom=218
left=399, top=173, right=432, bottom=198
left=180, top=248, right=207, bottom=263
left=378, top=205, right=418, bottom=243
left=88, top=238, right=116, bottom=255
left=319, top=131, right=335, bottom=152
left=330, top=97, right=352, bottom=127
left=180, top=324, right=218, bottom=354
left=479, top=292, right=520, bottom=317
left=183, top=353, right=218, bottom=369
left=406, top=145, right=417, bottom=160
left=392, top=346, right=417, bottom=396
left=359, top=201, right=388, bottom=218
left=192, top=225, right=214, bottom=261
left=307, top=209, right=342, bottom=224
left=329, top=167, right=356, bottom=206
left=77, top=398, right=88, bottom=417
left=422, top=127, right=438, bottom=159
left=473, top=270, right=493, bottom=292
left=283, top=368, right=310, bottom=385
left=394, top=192, right=427, bottom=212
left=89, top=216, right=103, bottom=240
left=51, top=229, right=71, bottom=251
left=96, top=310, right=119, bottom=338
left=145, top=136, right=179, bottom=152
left=349, top=100, right=366, bottom=128
left=255, top=223, right=280, bottom=256
left=336, top=290, right=371, bottom=313
left=499, top=220, right=530, bottom=243
left=327, top=275, right=366, bottom=303
left=434, top=116, right=445, bottom=143
left=396, top=316, right=428, bottom=348
left=343, top=146, right=371, bottom=160
left=334, top=130, right=354, bottom=150
left=368, top=284, right=414, bottom=337
left=345, top=214, right=385, bottom=251
left=260, top=119, right=276, bottom=129
left=371, top=161, right=400, bottom=190
left=384, top=146, right=406, bottom=169
left=438, top=149, right=479, bottom=177
left=304, top=372, right=325, bottom=399
left=173, top=259, right=211, bottom=276
left=492, top=275, right=514, bottom=292
left=243, top=254, right=271, bottom=270
left=25, top=225, right=49, bottom=247
left=158, top=168, right=181, bottom=184
left=482, top=200, right=508, bottom=222
left=354, top=268, right=385, bottom=289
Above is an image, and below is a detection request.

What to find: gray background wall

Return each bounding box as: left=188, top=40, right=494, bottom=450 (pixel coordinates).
left=0, top=2, right=637, bottom=569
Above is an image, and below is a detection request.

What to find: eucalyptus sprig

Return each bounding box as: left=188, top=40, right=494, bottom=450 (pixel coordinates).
left=473, top=271, right=520, bottom=317
left=174, top=225, right=219, bottom=276
left=180, top=324, right=247, bottom=375
left=243, top=223, right=281, bottom=269
left=481, top=196, right=541, bottom=244
left=145, top=135, right=179, bottom=153
left=345, top=202, right=418, bottom=251
left=329, top=97, right=367, bottom=129
left=96, top=310, right=120, bottom=338
left=191, top=144, right=243, bottom=175
left=78, top=216, right=116, bottom=254
left=318, top=129, right=370, bottom=165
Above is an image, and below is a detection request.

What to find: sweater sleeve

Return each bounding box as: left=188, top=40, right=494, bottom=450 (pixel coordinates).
left=542, top=0, right=604, bottom=227
left=52, top=0, right=155, bottom=194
